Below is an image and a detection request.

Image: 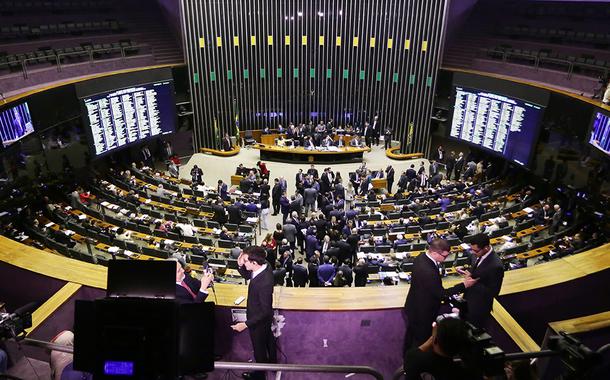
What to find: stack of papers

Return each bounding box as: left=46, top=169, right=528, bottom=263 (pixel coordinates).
left=460, top=243, right=470, bottom=250
left=523, top=207, right=534, bottom=214
left=45, top=222, right=55, bottom=227
left=108, top=246, right=120, bottom=253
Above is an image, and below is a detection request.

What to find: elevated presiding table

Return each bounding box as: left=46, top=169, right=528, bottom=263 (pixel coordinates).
left=254, top=143, right=371, bottom=163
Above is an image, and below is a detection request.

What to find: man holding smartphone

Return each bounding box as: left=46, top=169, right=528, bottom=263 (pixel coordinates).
left=173, top=259, right=214, bottom=304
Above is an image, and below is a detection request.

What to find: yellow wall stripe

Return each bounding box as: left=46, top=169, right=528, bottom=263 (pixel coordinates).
left=26, top=282, right=82, bottom=336
left=491, top=300, right=541, bottom=352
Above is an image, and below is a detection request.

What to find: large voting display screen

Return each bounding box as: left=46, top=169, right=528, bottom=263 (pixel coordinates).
left=588, top=111, right=610, bottom=155
left=0, top=102, right=35, bottom=147
left=449, top=86, right=544, bottom=166
left=82, top=80, right=175, bottom=156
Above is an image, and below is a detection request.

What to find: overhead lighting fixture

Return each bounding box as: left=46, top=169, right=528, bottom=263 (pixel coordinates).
left=297, top=11, right=303, bottom=17
left=317, top=11, right=324, bottom=17
left=290, top=16, right=294, bottom=20
left=339, top=10, right=343, bottom=16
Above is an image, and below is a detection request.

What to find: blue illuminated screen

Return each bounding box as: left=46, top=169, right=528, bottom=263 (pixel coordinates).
left=104, top=361, right=134, bottom=376
left=589, top=111, right=610, bottom=155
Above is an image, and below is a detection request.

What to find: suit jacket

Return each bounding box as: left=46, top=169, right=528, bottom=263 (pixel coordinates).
left=272, top=184, right=283, bottom=201
left=386, top=167, right=395, bottom=182
left=239, top=265, right=274, bottom=329
left=282, top=223, right=297, bottom=242
left=218, top=183, right=228, bottom=200
left=404, top=254, right=463, bottom=329
left=175, top=276, right=208, bottom=304
left=227, top=204, right=243, bottom=224
left=292, top=264, right=309, bottom=286
left=303, top=187, right=318, bottom=205
left=462, top=250, right=504, bottom=325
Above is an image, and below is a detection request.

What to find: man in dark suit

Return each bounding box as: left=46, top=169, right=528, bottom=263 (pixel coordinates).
left=212, top=200, right=228, bottom=224
left=307, top=165, right=318, bottom=179
left=372, top=115, right=380, bottom=146
left=445, top=152, right=456, bottom=181
left=386, top=165, right=395, bottom=193
left=174, top=260, right=213, bottom=304
left=222, top=133, right=233, bottom=151
left=403, top=239, right=477, bottom=351
left=232, top=247, right=277, bottom=380
left=458, top=234, right=504, bottom=327
left=292, top=257, right=309, bottom=287
left=272, top=179, right=282, bottom=216
left=454, top=153, right=464, bottom=180
left=217, top=180, right=229, bottom=201
left=227, top=202, right=244, bottom=224
left=384, top=127, right=392, bottom=149
left=363, top=122, right=372, bottom=147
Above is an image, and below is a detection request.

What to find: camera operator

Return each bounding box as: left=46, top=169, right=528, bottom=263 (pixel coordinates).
left=404, top=317, right=480, bottom=380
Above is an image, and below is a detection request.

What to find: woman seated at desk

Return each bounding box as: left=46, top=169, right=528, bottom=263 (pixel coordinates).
left=276, top=135, right=286, bottom=147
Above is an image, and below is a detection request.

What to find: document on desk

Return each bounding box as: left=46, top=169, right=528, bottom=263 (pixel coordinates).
left=523, top=207, right=534, bottom=214
left=326, top=146, right=339, bottom=152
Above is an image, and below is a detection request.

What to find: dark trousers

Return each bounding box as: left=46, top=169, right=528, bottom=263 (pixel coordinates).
left=249, top=321, right=277, bottom=380
left=373, top=133, right=380, bottom=145
left=387, top=180, right=393, bottom=194
left=385, top=138, right=392, bottom=149
left=272, top=200, right=280, bottom=215
left=403, top=315, right=433, bottom=355
left=365, top=136, right=372, bottom=147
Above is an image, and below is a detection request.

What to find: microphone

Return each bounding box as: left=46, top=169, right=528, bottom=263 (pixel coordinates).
left=14, top=301, right=40, bottom=316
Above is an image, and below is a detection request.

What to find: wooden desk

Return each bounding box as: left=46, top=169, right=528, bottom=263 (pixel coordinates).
left=260, top=133, right=285, bottom=145
left=371, top=178, right=388, bottom=190
left=254, top=144, right=371, bottom=163
left=231, top=175, right=244, bottom=186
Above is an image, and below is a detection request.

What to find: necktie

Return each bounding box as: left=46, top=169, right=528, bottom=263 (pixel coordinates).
left=473, top=257, right=482, bottom=271
left=180, top=280, right=197, bottom=300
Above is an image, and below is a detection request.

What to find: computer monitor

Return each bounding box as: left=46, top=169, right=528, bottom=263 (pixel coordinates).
left=107, top=260, right=175, bottom=299
left=0, top=102, right=35, bottom=147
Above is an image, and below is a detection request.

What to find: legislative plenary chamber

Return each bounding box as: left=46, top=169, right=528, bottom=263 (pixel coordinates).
left=0, top=1, right=609, bottom=379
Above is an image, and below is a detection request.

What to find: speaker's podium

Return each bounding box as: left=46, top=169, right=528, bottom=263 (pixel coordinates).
left=74, top=260, right=215, bottom=380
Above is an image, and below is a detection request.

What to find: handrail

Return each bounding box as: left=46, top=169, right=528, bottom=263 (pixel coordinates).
left=477, top=48, right=610, bottom=80
left=22, top=338, right=384, bottom=380
left=7, top=44, right=150, bottom=79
